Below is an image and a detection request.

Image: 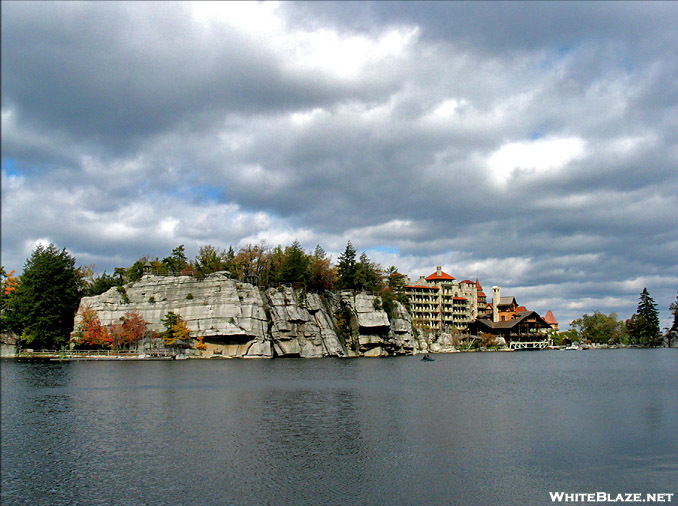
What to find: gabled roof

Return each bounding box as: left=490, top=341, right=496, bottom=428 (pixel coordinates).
left=544, top=310, right=558, bottom=324
left=425, top=270, right=455, bottom=281
left=472, top=311, right=551, bottom=331
left=516, top=306, right=526, bottom=313
left=497, top=296, right=517, bottom=307
left=460, top=280, right=475, bottom=285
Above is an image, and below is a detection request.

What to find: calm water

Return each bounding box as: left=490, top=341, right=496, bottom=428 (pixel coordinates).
left=1, top=350, right=677, bottom=506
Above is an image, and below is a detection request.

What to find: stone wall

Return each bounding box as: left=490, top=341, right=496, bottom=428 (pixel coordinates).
left=73, top=273, right=416, bottom=358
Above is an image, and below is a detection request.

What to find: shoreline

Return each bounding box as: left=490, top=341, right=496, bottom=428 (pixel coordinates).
left=2, top=343, right=673, bottom=362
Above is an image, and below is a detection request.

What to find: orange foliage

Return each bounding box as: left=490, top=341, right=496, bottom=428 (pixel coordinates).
left=77, top=306, right=113, bottom=348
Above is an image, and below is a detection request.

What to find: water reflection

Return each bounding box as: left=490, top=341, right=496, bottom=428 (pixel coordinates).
left=2, top=350, right=677, bottom=506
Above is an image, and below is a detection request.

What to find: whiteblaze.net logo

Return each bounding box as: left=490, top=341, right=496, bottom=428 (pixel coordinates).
left=549, top=492, right=675, bottom=503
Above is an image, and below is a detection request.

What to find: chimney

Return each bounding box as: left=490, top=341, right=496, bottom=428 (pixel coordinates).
left=436, top=266, right=442, bottom=277
left=492, top=286, right=500, bottom=323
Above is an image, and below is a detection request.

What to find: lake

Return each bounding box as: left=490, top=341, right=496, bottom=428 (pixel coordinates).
left=1, top=349, right=677, bottom=505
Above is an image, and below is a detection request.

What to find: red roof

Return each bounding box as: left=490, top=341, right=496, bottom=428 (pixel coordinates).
left=516, top=306, right=527, bottom=313
left=475, top=278, right=483, bottom=291
left=461, top=280, right=475, bottom=284
left=453, top=297, right=467, bottom=301
left=425, top=270, right=455, bottom=281
left=544, top=310, right=558, bottom=324
left=478, top=291, right=486, bottom=297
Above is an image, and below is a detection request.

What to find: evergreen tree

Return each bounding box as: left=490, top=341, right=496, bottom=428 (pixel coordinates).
left=280, top=241, right=310, bottom=288
left=354, top=252, right=382, bottom=292
left=163, top=245, right=188, bottom=274
left=88, top=271, right=122, bottom=296
left=336, top=241, right=357, bottom=290
left=628, top=288, right=661, bottom=346
left=5, top=243, right=83, bottom=349
left=669, top=291, right=678, bottom=334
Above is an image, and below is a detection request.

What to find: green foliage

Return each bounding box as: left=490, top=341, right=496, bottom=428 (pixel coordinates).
left=4, top=243, right=83, bottom=349
left=163, top=245, right=188, bottom=274
left=280, top=241, right=310, bottom=288
left=627, top=288, right=661, bottom=345
left=570, top=311, right=628, bottom=344
left=160, top=311, right=191, bottom=347
left=88, top=271, right=122, bottom=296
left=194, top=244, right=229, bottom=278
left=125, top=257, right=149, bottom=282
left=354, top=252, right=382, bottom=292
left=670, top=291, right=678, bottom=333
left=117, top=285, right=130, bottom=304
left=336, top=241, right=357, bottom=290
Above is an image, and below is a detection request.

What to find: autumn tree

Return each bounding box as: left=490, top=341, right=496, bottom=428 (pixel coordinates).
left=308, top=245, right=336, bottom=292
left=230, top=242, right=271, bottom=285
left=5, top=244, right=84, bottom=349
left=118, top=311, right=152, bottom=347
left=74, top=306, right=112, bottom=348
left=160, top=311, right=192, bottom=350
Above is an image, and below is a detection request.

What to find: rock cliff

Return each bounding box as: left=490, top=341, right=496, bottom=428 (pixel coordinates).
left=73, top=273, right=416, bottom=358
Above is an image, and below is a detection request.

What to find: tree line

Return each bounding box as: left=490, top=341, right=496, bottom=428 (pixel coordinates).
left=556, top=288, right=675, bottom=347
left=0, top=241, right=411, bottom=349
left=2, top=242, right=676, bottom=350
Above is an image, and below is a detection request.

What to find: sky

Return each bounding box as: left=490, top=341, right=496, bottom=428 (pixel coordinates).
left=2, top=1, right=677, bottom=330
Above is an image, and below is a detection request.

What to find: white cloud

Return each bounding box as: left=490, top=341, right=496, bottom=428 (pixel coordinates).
left=487, top=136, right=587, bottom=185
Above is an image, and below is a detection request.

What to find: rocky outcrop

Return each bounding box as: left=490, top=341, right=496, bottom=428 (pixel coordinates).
left=73, top=273, right=416, bottom=358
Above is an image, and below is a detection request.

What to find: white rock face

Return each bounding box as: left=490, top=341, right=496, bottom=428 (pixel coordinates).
left=73, top=274, right=416, bottom=358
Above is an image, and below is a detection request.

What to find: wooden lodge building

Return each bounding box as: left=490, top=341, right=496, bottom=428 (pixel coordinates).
left=468, top=310, right=552, bottom=341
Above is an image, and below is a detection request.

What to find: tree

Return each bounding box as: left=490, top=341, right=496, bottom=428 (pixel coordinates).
left=118, top=311, right=151, bottom=348
left=280, top=241, right=310, bottom=288
left=160, top=311, right=192, bottom=348
left=194, top=244, right=228, bottom=278
left=354, top=252, right=382, bottom=292
left=308, top=245, right=336, bottom=292
left=6, top=244, right=83, bottom=349
left=628, top=288, right=661, bottom=346
left=88, top=271, right=122, bottom=296
left=336, top=241, right=357, bottom=290
left=163, top=245, right=189, bottom=274
left=668, top=291, right=678, bottom=334
left=570, top=312, right=628, bottom=344
left=73, top=306, right=113, bottom=348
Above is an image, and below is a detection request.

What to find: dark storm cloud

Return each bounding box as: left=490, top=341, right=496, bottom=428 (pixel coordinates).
left=2, top=1, right=677, bottom=329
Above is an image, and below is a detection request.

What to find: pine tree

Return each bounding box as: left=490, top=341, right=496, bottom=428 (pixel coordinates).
left=6, top=243, right=84, bottom=349
left=280, top=241, right=310, bottom=287
left=336, top=241, right=357, bottom=290
left=629, top=288, right=661, bottom=346
left=669, top=291, right=678, bottom=334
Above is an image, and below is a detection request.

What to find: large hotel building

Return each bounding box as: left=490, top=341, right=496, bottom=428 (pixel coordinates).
left=404, top=266, right=490, bottom=332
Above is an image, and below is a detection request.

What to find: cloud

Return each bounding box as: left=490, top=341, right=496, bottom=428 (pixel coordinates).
left=2, top=2, right=677, bottom=330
